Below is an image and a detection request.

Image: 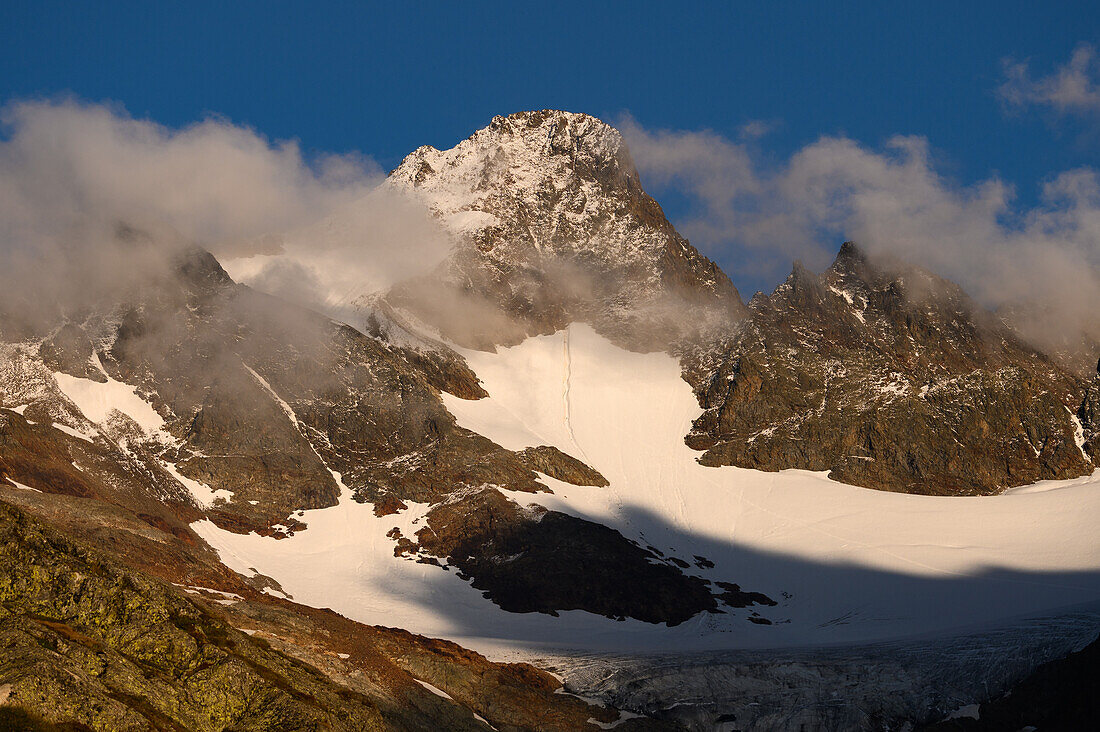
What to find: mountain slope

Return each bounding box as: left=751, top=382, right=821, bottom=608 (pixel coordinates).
left=379, top=110, right=1096, bottom=496
left=0, top=484, right=673, bottom=731
left=1, top=224, right=754, bottom=630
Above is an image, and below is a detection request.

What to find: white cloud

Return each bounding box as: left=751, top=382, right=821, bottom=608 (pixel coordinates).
left=221, top=186, right=454, bottom=321
left=621, top=119, right=1100, bottom=357
left=999, top=43, right=1100, bottom=116
left=1, top=99, right=1094, bottom=364
left=0, top=99, right=451, bottom=328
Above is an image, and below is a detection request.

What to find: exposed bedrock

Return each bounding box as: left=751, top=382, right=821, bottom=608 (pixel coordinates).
left=398, top=488, right=774, bottom=626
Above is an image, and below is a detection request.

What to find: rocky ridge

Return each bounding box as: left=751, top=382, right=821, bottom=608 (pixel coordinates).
left=380, top=110, right=1096, bottom=495
left=683, top=242, right=1095, bottom=494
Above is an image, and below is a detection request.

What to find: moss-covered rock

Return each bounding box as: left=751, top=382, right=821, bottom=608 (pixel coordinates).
left=0, top=501, right=387, bottom=731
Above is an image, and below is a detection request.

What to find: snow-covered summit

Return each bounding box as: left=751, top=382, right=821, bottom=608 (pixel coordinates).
left=390, top=110, right=628, bottom=228
left=383, top=111, right=742, bottom=350
left=387, top=110, right=657, bottom=257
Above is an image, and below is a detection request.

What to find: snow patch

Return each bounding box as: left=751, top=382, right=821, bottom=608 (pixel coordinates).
left=828, top=285, right=854, bottom=305
left=174, top=584, right=243, bottom=606
left=51, top=422, right=97, bottom=443
left=472, top=711, right=497, bottom=729
left=588, top=711, right=645, bottom=729
left=827, top=285, right=867, bottom=322
left=414, top=679, right=454, bottom=701
left=159, top=457, right=232, bottom=508
left=52, top=371, right=164, bottom=432
left=444, top=324, right=1100, bottom=647
left=1068, top=407, right=1090, bottom=462
left=243, top=364, right=299, bottom=427
left=878, top=372, right=910, bottom=398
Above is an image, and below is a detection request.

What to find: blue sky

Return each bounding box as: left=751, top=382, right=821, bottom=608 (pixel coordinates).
left=2, top=1, right=1099, bottom=297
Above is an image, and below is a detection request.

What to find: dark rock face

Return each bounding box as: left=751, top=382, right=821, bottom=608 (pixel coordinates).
left=684, top=242, right=1094, bottom=495
left=402, top=488, right=772, bottom=626
left=416, top=489, right=718, bottom=625
left=38, top=324, right=106, bottom=383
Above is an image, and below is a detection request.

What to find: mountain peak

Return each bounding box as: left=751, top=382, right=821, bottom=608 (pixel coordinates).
left=788, top=259, right=814, bottom=284
left=388, top=110, right=633, bottom=223
left=831, top=241, right=869, bottom=272
left=384, top=108, right=655, bottom=272
left=485, top=109, right=620, bottom=143
left=382, top=111, right=743, bottom=349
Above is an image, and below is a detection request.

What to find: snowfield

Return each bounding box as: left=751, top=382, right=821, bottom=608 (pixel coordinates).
left=53, top=367, right=164, bottom=433
left=194, top=324, right=1100, bottom=658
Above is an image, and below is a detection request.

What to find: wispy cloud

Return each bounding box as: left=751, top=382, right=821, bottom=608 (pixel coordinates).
left=999, top=43, right=1100, bottom=116
left=737, top=119, right=780, bottom=141
left=0, top=99, right=451, bottom=328
left=620, top=118, right=1100, bottom=358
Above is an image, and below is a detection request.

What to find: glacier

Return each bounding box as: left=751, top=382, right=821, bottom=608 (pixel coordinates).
left=191, top=323, right=1100, bottom=654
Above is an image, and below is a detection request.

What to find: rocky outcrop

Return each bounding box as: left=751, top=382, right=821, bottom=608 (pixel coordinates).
left=38, top=324, right=107, bottom=383
left=684, top=242, right=1094, bottom=495
left=0, top=500, right=389, bottom=731
left=399, top=488, right=773, bottom=626
left=516, top=445, right=609, bottom=486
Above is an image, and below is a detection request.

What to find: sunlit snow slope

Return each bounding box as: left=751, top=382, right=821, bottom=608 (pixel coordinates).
left=195, top=324, right=1100, bottom=657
